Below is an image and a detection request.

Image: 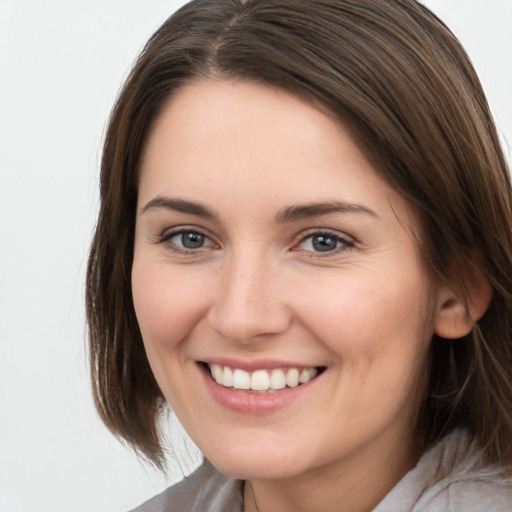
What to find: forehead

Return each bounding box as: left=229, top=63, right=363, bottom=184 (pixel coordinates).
left=138, top=79, right=413, bottom=229
left=141, top=79, right=359, bottom=168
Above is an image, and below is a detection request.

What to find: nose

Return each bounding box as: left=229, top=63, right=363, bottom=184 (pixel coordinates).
left=207, top=251, right=292, bottom=344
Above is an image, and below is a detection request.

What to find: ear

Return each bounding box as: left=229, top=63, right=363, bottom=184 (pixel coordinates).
left=434, top=273, right=492, bottom=339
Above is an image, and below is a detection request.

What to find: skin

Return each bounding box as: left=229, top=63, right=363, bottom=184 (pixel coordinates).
left=132, top=80, right=463, bottom=512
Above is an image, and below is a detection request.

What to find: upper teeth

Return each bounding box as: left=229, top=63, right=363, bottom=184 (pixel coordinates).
left=209, top=364, right=318, bottom=391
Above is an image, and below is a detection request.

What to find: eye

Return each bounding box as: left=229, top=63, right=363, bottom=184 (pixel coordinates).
left=297, top=231, right=353, bottom=253
left=161, top=228, right=214, bottom=252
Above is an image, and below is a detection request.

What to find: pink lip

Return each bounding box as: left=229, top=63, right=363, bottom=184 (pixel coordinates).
left=198, top=362, right=322, bottom=414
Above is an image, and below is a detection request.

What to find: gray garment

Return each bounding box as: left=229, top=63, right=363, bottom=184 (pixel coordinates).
left=130, top=430, right=512, bottom=512
left=374, top=430, right=512, bottom=511
left=129, top=460, right=243, bottom=512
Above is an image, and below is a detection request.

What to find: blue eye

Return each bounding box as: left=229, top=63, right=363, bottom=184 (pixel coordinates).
left=298, top=232, right=351, bottom=253
left=163, top=229, right=213, bottom=251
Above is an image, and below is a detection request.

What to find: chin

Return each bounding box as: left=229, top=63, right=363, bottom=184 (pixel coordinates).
left=204, top=443, right=312, bottom=480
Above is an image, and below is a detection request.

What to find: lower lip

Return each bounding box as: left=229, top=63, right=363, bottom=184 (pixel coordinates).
left=199, top=364, right=321, bottom=414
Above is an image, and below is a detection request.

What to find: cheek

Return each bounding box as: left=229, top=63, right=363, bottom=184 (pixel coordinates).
left=131, top=260, right=209, bottom=350
left=297, top=266, right=434, bottom=362
left=298, top=269, right=434, bottom=429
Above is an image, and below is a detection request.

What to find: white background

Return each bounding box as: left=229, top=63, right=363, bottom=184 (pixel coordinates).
left=0, top=1, right=510, bottom=511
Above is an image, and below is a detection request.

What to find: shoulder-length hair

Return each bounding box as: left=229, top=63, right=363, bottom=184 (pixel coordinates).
left=87, top=0, right=512, bottom=468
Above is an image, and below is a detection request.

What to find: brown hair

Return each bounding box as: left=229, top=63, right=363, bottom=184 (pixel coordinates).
left=87, top=0, right=512, bottom=468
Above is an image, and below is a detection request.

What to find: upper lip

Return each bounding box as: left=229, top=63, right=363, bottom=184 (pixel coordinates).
left=200, top=358, right=325, bottom=372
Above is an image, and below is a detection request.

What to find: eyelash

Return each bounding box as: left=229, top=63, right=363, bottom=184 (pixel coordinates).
left=294, top=230, right=354, bottom=256
left=157, top=227, right=215, bottom=255
left=156, top=228, right=354, bottom=256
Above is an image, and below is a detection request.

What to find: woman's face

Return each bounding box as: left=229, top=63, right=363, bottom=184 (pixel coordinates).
left=132, top=80, right=445, bottom=480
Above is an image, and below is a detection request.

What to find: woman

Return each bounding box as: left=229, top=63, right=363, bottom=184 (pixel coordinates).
left=87, top=0, right=512, bottom=510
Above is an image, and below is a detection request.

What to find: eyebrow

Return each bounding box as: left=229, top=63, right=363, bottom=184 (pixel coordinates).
left=275, top=201, right=378, bottom=223
left=140, top=196, right=378, bottom=222
left=140, top=196, right=217, bottom=218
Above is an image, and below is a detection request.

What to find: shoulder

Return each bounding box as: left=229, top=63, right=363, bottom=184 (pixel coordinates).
left=128, top=459, right=244, bottom=512
left=421, top=477, right=512, bottom=511
left=375, top=430, right=512, bottom=512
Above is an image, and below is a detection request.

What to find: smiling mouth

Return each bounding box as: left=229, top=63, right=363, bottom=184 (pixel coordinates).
left=205, top=363, right=325, bottom=393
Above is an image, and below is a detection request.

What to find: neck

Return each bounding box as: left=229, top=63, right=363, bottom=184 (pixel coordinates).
left=243, top=432, right=420, bottom=512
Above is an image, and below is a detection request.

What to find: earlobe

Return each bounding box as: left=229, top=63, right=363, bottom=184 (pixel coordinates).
left=434, top=274, right=492, bottom=340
